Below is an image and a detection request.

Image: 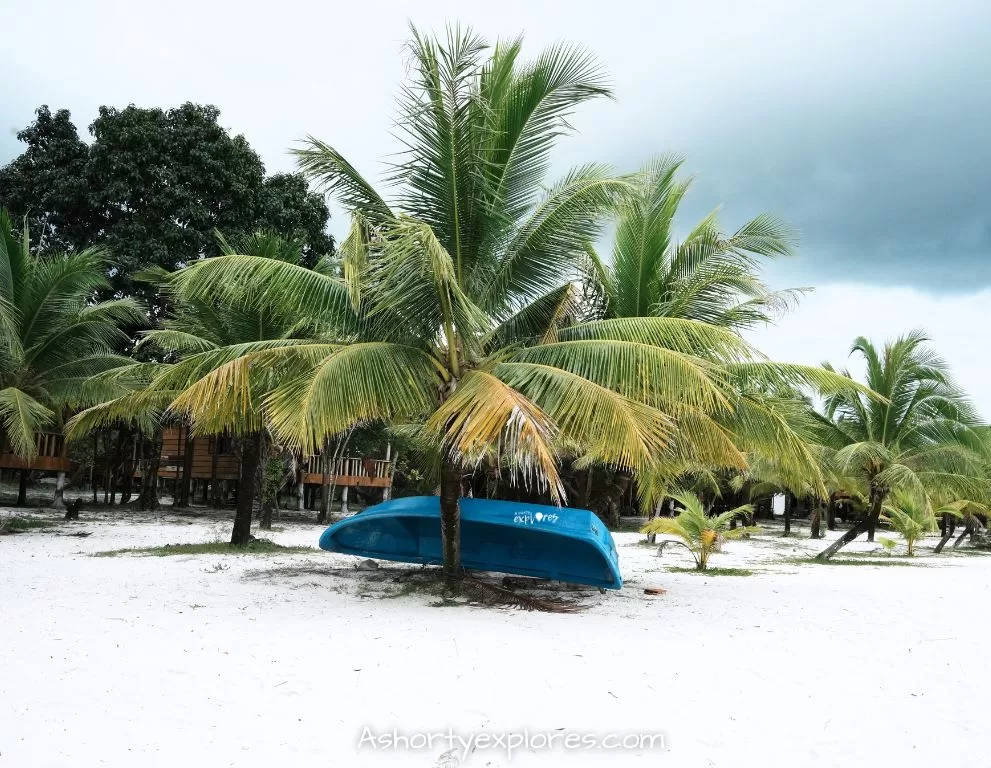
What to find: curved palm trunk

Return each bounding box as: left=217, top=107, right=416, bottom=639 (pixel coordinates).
left=231, top=432, right=261, bottom=546
left=439, top=459, right=463, bottom=579
left=816, top=486, right=885, bottom=561
left=934, top=515, right=956, bottom=553
left=952, top=522, right=973, bottom=549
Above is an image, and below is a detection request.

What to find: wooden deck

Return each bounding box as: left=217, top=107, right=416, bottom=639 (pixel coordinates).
left=141, top=428, right=394, bottom=489
left=300, top=456, right=394, bottom=488
left=0, top=432, right=73, bottom=473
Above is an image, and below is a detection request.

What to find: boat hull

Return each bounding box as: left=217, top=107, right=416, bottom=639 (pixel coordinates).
left=318, top=496, right=622, bottom=589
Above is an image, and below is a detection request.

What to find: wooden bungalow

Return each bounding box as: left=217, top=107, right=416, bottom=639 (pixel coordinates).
left=3, top=425, right=393, bottom=511
left=0, top=431, right=72, bottom=474
left=0, top=430, right=73, bottom=504
left=139, top=427, right=394, bottom=508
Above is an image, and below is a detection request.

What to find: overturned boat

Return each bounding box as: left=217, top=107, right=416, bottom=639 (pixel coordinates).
left=318, top=496, right=622, bottom=590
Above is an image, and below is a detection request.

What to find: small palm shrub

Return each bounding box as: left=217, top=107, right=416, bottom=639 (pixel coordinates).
left=640, top=490, right=755, bottom=570
left=881, top=496, right=936, bottom=556
left=877, top=537, right=898, bottom=555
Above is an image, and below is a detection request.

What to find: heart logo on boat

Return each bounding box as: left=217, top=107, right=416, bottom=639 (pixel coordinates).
left=535, top=512, right=544, bottom=522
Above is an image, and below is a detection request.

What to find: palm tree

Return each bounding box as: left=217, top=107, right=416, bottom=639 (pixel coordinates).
left=933, top=498, right=989, bottom=552
left=881, top=494, right=936, bottom=556
left=813, top=332, right=990, bottom=560
left=640, top=490, right=754, bottom=570
left=0, top=210, right=143, bottom=505
left=596, top=155, right=804, bottom=330
left=68, top=232, right=319, bottom=541
left=152, top=29, right=872, bottom=575
left=585, top=161, right=860, bottom=522
left=157, top=27, right=809, bottom=576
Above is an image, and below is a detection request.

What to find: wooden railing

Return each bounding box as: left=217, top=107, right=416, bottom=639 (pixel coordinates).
left=0, top=431, right=72, bottom=472
left=301, top=456, right=394, bottom=488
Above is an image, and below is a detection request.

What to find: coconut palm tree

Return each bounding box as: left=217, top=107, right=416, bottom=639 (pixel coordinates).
left=0, top=210, right=144, bottom=505
left=68, top=231, right=320, bottom=540
left=813, top=332, right=990, bottom=560
left=584, top=161, right=856, bottom=522
left=595, top=155, right=804, bottom=330
left=154, top=28, right=867, bottom=575
left=640, top=489, right=754, bottom=570
left=933, top=498, right=989, bottom=552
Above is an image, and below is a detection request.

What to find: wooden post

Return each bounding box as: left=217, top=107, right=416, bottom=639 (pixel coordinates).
left=382, top=443, right=392, bottom=502
left=178, top=426, right=194, bottom=507
left=319, top=439, right=331, bottom=523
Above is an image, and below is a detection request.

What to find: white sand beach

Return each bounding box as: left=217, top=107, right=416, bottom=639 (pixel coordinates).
left=2, top=507, right=988, bottom=767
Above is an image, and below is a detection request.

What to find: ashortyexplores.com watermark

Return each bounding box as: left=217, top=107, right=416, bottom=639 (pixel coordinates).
left=357, top=727, right=666, bottom=761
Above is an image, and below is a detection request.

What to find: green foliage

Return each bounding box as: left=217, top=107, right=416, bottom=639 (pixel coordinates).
left=640, top=490, right=755, bottom=570
left=0, top=211, right=143, bottom=457
left=0, top=515, right=57, bottom=533
left=665, top=566, right=754, bottom=576
left=602, top=155, right=804, bottom=329
left=159, top=28, right=873, bottom=528
left=812, top=332, right=990, bottom=558
left=0, top=104, right=333, bottom=320
left=881, top=496, right=936, bottom=556
left=262, top=455, right=288, bottom=507
left=0, top=107, right=92, bottom=252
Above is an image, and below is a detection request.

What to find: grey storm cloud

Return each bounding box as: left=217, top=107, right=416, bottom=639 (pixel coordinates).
left=2, top=0, right=989, bottom=294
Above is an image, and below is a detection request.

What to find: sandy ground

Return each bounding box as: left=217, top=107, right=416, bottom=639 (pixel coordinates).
left=2, top=503, right=989, bottom=767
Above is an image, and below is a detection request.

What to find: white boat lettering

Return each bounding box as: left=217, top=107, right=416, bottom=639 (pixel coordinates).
left=513, top=511, right=559, bottom=525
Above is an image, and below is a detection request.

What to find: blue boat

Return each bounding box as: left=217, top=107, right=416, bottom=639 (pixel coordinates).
left=318, top=496, right=622, bottom=590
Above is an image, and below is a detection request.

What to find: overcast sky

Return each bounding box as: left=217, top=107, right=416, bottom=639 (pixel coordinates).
left=4, top=0, right=990, bottom=414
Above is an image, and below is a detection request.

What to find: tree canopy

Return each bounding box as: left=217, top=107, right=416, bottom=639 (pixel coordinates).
left=0, top=103, right=334, bottom=320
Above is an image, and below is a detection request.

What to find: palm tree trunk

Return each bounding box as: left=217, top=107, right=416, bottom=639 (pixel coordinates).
left=439, top=459, right=463, bottom=579
left=783, top=493, right=792, bottom=535
left=815, top=520, right=867, bottom=560
left=139, top=430, right=163, bottom=510
left=865, top=486, right=885, bottom=542
left=231, top=432, right=261, bottom=546
left=826, top=496, right=837, bottom=531
left=934, top=515, right=956, bottom=553
left=816, top=486, right=885, bottom=560
left=952, top=522, right=973, bottom=549
left=598, top=469, right=632, bottom=529
left=17, top=469, right=28, bottom=506
left=810, top=503, right=823, bottom=539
